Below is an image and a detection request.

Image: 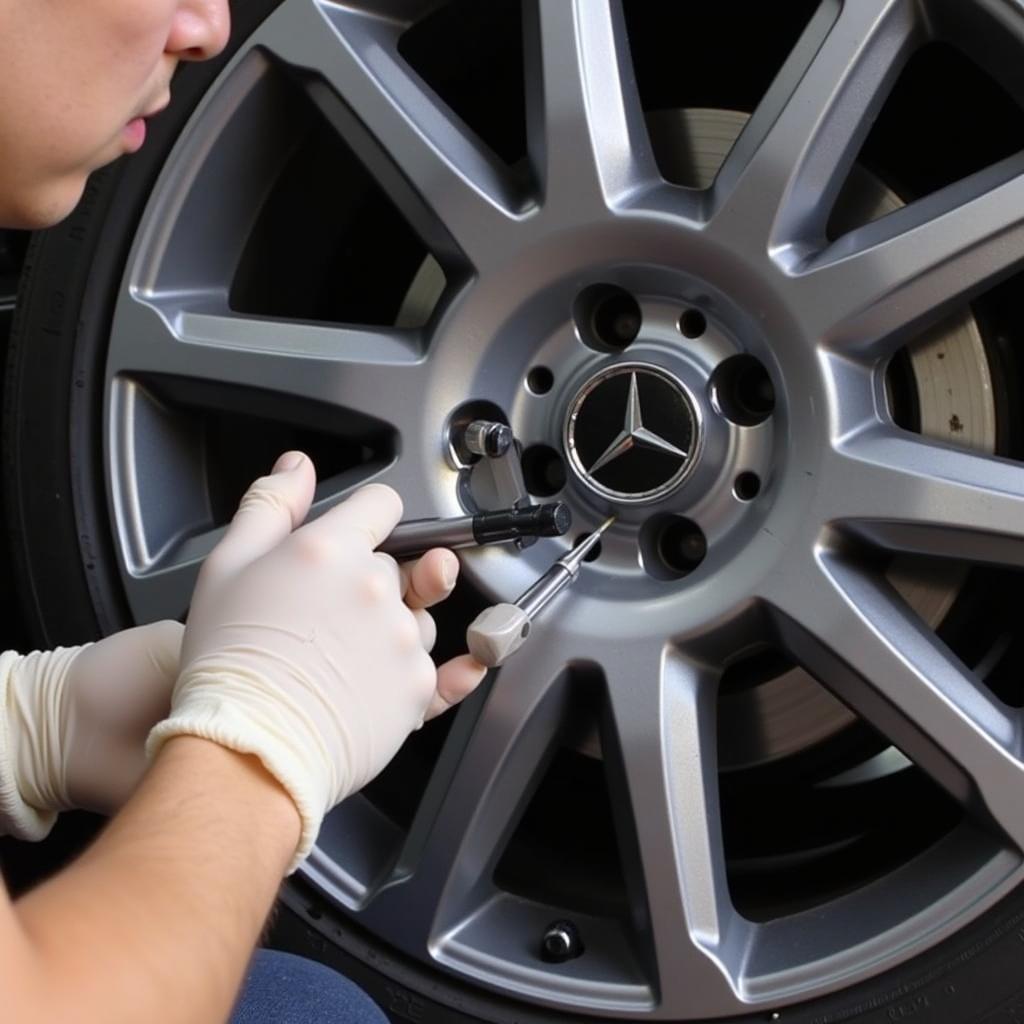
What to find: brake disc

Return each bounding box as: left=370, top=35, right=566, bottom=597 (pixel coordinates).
left=397, top=107, right=996, bottom=771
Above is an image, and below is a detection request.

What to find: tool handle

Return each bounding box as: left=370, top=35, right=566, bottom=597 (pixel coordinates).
left=379, top=518, right=474, bottom=559
left=466, top=603, right=531, bottom=667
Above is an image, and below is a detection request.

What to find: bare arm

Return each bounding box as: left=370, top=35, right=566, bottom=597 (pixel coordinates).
left=2, top=736, right=299, bottom=1024
left=0, top=455, right=485, bottom=1024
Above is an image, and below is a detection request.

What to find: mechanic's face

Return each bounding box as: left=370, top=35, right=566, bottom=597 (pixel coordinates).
left=0, top=0, right=230, bottom=228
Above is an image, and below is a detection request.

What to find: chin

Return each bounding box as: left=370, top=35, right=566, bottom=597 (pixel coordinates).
left=4, top=178, right=89, bottom=230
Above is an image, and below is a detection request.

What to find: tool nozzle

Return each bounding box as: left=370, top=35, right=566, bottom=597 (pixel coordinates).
left=560, top=515, right=616, bottom=571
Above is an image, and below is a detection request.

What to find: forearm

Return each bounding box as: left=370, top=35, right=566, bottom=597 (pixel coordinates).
left=11, top=736, right=300, bottom=1024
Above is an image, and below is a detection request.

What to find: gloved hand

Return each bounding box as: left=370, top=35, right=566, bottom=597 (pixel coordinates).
left=0, top=620, right=184, bottom=839
left=147, top=451, right=487, bottom=870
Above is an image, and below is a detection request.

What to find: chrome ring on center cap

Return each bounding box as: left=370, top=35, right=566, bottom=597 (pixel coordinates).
left=563, top=363, right=702, bottom=504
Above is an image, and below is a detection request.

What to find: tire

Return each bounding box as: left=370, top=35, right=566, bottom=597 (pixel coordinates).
left=7, top=1, right=1024, bottom=1021
left=272, top=881, right=1024, bottom=1024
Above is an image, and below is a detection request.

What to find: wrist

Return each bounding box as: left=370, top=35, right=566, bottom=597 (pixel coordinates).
left=146, top=680, right=325, bottom=871
left=150, top=735, right=301, bottom=874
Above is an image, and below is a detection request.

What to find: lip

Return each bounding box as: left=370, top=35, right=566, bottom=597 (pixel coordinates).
left=122, top=117, right=147, bottom=153
left=122, top=95, right=170, bottom=153
left=140, top=101, right=169, bottom=119
left=136, top=89, right=172, bottom=120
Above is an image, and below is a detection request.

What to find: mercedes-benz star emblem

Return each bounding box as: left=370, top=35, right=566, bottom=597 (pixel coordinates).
left=564, top=364, right=700, bottom=503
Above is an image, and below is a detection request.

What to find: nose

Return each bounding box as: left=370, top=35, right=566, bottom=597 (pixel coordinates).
left=168, top=0, right=232, bottom=62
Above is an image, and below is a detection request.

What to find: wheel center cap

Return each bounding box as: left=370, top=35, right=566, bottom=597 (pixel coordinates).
left=563, top=363, right=701, bottom=504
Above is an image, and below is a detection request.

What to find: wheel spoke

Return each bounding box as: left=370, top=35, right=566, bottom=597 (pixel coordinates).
left=828, top=425, right=1024, bottom=567
left=117, top=530, right=215, bottom=624
left=109, top=294, right=428, bottom=429
left=254, top=0, right=521, bottom=270
left=742, top=826, right=1017, bottom=1004
left=328, top=0, right=446, bottom=20
left=360, top=638, right=573, bottom=955
left=793, top=153, right=1024, bottom=356
left=597, top=641, right=745, bottom=1016
left=109, top=295, right=435, bottom=623
left=522, top=0, right=657, bottom=217
left=709, top=0, right=921, bottom=250
left=765, top=552, right=1024, bottom=849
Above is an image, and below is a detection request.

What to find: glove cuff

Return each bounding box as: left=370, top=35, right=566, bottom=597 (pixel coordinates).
left=146, top=680, right=332, bottom=874
left=0, top=652, right=56, bottom=841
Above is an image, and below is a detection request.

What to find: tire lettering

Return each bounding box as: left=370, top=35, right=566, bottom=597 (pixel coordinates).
left=888, top=994, right=930, bottom=1020
left=384, top=983, right=426, bottom=1022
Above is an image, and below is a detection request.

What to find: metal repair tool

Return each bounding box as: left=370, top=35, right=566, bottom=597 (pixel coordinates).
left=380, top=502, right=572, bottom=560
left=466, top=515, right=616, bottom=667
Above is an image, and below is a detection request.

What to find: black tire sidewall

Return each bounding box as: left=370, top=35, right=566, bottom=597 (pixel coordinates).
left=277, top=876, right=1024, bottom=1024
left=4, top=2, right=1024, bottom=1021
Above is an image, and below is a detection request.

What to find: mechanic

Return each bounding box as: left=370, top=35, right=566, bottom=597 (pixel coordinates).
left=0, top=0, right=488, bottom=1021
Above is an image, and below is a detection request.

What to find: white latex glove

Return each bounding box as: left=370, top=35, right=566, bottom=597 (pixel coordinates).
left=147, top=451, right=486, bottom=870
left=0, top=621, right=184, bottom=839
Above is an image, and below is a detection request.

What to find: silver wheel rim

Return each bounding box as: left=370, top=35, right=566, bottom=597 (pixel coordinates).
left=102, top=1, right=1024, bottom=1016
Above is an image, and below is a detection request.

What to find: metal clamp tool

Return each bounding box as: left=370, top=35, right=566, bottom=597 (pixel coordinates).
left=380, top=502, right=571, bottom=560
left=453, top=419, right=535, bottom=546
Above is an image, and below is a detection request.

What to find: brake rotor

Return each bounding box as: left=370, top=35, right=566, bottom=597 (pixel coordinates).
left=398, top=108, right=996, bottom=771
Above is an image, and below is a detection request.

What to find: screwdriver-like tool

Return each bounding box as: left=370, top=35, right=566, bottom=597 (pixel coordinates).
left=466, top=515, right=616, bottom=667
left=380, top=502, right=571, bottom=560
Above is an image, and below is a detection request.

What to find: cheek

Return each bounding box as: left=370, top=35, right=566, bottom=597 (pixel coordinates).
left=65, top=0, right=175, bottom=124
left=93, top=30, right=168, bottom=108
left=0, top=2, right=175, bottom=228
left=0, top=87, right=85, bottom=221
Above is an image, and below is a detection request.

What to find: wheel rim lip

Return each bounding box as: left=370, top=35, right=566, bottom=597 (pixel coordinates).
left=95, top=0, right=1024, bottom=1016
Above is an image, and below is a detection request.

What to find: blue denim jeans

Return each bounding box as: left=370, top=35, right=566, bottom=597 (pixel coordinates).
left=229, top=949, right=388, bottom=1023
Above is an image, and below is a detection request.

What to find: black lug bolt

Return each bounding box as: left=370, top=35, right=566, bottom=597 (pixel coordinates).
left=540, top=919, right=584, bottom=963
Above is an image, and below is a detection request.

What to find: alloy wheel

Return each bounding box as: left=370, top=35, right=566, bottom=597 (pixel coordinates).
left=37, top=0, right=1024, bottom=1017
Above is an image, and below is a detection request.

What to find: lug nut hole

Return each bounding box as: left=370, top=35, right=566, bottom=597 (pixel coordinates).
left=710, top=355, right=775, bottom=427
left=678, top=309, right=707, bottom=339
left=660, top=519, right=707, bottom=574
left=573, top=534, right=602, bottom=562
left=574, top=284, right=642, bottom=352
left=526, top=366, right=554, bottom=395
left=521, top=444, right=567, bottom=497
left=640, top=515, right=707, bottom=581
left=734, top=472, right=761, bottom=501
